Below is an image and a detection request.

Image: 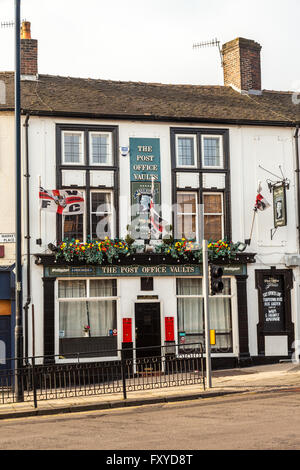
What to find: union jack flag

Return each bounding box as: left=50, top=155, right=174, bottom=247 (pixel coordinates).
left=149, top=177, right=167, bottom=239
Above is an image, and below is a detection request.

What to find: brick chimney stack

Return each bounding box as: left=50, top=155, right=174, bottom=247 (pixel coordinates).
left=221, top=38, right=262, bottom=93
left=20, top=21, right=38, bottom=77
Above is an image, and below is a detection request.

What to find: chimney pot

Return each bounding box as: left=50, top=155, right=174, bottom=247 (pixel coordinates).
left=21, top=21, right=31, bottom=40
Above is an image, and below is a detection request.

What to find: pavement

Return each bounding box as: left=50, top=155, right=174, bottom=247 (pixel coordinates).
left=1, top=361, right=300, bottom=420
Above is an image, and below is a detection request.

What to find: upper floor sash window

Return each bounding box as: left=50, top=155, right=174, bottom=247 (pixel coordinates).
left=176, top=191, right=198, bottom=240
left=176, top=135, right=197, bottom=168
left=62, top=131, right=84, bottom=165
left=90, top=190, right=114, bottom=240
left=89, top=132, right=113, bottom=166
left=203, top=192, right=224, bottom=241
left=202, top=135, right=223, bottom=168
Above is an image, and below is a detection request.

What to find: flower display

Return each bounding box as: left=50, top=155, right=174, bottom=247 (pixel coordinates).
left=156, top=238, right=241, bottom=262
left=55, top=237, right=242, bottom=264
left=56, top=237, right=135, bottom=264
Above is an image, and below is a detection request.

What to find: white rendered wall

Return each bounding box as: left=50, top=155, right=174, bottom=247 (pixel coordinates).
left=0, top=114, right=15, bottom=266
left=18, top=116, right=299, bottom=358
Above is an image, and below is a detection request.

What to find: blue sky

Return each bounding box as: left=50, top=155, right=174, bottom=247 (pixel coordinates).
left=0, top=0, right=299, bottom=91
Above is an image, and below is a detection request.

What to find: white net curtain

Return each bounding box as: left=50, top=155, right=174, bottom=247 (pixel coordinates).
left=58, top=280, right=117, bottom=338
left=177, top=278, right=232, bottom=350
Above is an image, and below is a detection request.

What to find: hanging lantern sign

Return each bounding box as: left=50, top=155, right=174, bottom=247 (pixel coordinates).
left=273, top=183, right=287, bottom=228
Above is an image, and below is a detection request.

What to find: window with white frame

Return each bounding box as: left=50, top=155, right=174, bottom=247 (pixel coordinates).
left=176, top=192, right=198, bottom=240
left=90, top=191, right=114, bottom=239
left=58, top=125, right=118, bottom=242
left=89, top=132, right=112, bottom=166
left=62, top=131, right=84, bottom=165
left=203, top=193, right=224, bottom=241
left=58, top=279, right=117, bottom=340
left=176, top=135, right=197, bottom=167
left=176, top=277, right=232, bottom=351
left=202, top=135, right=223, bottom=168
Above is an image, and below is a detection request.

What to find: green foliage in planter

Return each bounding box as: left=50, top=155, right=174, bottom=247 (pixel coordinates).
left=155, top=238, right=241, bottom=262
left=56, top=238, right=136, bottom=264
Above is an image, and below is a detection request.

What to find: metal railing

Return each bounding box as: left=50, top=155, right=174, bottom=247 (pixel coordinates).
left=0, top=343, right=205, bottom=408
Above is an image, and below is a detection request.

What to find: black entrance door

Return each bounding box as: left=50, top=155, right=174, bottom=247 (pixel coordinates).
left=135, top=303, right=161, bottom=358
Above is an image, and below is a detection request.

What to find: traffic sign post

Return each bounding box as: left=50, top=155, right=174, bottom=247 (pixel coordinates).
left=203, top=240, right=212, bottom=388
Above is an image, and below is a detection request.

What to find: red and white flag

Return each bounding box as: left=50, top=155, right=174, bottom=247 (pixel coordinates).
left=254, top=182, right=270, bottom=212
left=39, top=187, right=84, bottom=215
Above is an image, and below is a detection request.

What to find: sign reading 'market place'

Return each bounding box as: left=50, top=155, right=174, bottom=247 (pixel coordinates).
left=45, top=264, right=246, bottom=277
left=0, top=233, right=16, bottom=243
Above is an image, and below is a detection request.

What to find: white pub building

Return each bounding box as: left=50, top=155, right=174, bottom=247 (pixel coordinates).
left=0, top=23, right=300, bottom=369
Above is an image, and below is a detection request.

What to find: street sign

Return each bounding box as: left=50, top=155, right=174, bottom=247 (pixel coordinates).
left=0, top=234, right=15, bottom=243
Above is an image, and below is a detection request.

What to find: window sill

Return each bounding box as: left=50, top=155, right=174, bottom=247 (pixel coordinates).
left=59, top=336, right=118, bottom=359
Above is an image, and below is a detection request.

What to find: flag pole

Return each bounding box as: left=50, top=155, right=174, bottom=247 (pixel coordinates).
left=150, top=176, right=154, bottom=241
left=203, top=239, right=212, bottom=388
left=148, top=176, right=155, bottom=244
left=245, top=209, right=257, bottom=245
left=245, top=182, right=268, bottom=246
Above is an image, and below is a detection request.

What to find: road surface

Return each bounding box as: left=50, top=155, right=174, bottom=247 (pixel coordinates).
left=1, top=390, right=300, bottom=450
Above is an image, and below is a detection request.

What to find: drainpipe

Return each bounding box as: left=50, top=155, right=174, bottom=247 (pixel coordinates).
left=295, top=125, right=300, bottom=252
left=23, top=113, right=31, bottom=362
left=294, top=125, right=300, bottom=363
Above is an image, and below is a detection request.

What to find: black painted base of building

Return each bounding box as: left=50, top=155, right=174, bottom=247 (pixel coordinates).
left=211, top=355, right=293, bottom=371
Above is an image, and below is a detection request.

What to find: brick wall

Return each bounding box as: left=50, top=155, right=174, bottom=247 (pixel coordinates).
left=222, top=38, right=262, bottom=92
left=21, top=38, right=38, bottom=76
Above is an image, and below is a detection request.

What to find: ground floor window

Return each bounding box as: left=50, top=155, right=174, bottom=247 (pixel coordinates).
left=176, top=277, right=232, bottom=352
left=57, top=279, right=118, bottom=358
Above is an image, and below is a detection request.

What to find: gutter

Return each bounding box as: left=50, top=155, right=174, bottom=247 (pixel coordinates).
left=23, top=113, right=31, bottom=361
left=16, top=108, right=299, bottom=129
left=0, top=107, right=298, bottom=128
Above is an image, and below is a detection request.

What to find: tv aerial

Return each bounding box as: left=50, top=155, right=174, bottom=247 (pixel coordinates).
left=193, top=38, right=223, bottom=67
left=1, top=18, right=27, bottom=28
